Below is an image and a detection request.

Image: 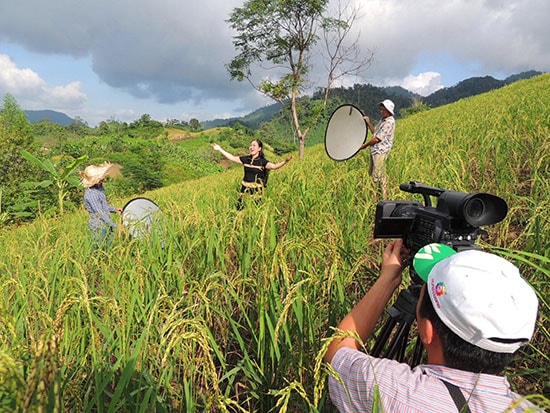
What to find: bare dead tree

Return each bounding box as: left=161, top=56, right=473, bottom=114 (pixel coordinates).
left=320, top=0, right=375, bottom=106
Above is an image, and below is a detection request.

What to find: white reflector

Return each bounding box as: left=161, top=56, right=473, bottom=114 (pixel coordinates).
left=122, top=197, right=161, bottom=239
left=325, top=104, right=368, bottom=161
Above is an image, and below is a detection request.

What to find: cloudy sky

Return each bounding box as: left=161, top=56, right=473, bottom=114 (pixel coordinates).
left=0, top=0, right=548, bottom=126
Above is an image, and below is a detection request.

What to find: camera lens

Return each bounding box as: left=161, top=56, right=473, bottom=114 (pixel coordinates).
left=465, top=198, right=485, bottom=219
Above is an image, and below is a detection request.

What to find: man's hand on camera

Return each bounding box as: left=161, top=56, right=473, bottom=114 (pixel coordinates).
left=324, top=239, right=410, bottom=363
left=380, top=239, right=410, bottom=289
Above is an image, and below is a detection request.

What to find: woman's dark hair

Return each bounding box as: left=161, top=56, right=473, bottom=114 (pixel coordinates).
left=254, top=139, right=266, bottom=160
left=418, top=286, right=516, bottom=374
left=252, top=139, right=269, bottom=186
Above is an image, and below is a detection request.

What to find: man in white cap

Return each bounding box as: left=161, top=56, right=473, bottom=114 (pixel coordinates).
left=80, top=163, right=122, bottom=249
left=325, top=240, right=542, bottom=412
left=359, top=99, right=396, bottom=198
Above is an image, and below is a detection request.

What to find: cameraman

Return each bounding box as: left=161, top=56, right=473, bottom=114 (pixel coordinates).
left=324, top=239, right=541, bottom=412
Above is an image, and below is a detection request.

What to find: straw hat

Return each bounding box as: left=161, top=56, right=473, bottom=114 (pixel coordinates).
left=80, top=163, right=113, bottom=187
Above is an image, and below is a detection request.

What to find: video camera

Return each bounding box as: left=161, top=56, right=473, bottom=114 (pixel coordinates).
left=370, top=182, right=508, bottom=362
left=374, top=182, right=508, bottom=277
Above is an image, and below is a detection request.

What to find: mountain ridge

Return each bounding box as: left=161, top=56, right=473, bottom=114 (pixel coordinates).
left=24, top=70, right=543, bottom=128
left=24, top=109, right=75, bottom=126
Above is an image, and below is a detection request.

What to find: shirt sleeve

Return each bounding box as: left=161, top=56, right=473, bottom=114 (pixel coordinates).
left=328, top=347, right=415, bottom=413
left=329, top=347, right=377, bottom=413
left=96, top=195, right=116, bottom=227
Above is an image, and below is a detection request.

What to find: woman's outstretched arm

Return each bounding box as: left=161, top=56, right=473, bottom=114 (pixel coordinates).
left=211, top=143, right=242, bottom=164
left=266, top=154, right=292, bottom=170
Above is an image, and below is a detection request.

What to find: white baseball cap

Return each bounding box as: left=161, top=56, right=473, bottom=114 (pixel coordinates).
left=379, top=99, right=395, bottom=115
left=421, top=248, right=538, bottom=353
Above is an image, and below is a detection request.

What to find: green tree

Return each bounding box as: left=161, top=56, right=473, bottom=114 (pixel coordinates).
left=20, top=151, right=88, bottom=215
left=128, top=114, right=164, bottom=139
left=97, top=118, right=126, bottom=136
left=0, top=94, right=36, bottom=213
left=66, top=116, right=91, bottom=134
left=189, top=118, right=201, bottom=131
left=400, top=99, right=430, bottom=118
left=227, top=0, right=369, bottom=159
left=108, top=140, right=165, bottom=195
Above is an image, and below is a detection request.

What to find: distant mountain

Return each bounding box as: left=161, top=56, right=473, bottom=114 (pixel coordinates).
left=25, top=110, right=75, bottom=126
left=313, top=83, right=419, bottom=118
left=423, top=71, right=542, bottom=108
left=204, top=83, right=421, bottom=131
left=503, top=70, right=542, bottom=84
left=202, top=102, right=284, bottom=130
left=209, top=71, right=543, bottom=128
left=24, top=71, right=544, bottom=129
left=382, top=85, right=419, bottom=99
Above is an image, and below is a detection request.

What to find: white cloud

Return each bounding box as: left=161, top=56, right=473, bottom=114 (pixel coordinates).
left=41, top=82, right=87, bottom=108
left=0, top=0, right=248, bottom=104
left=0, top=55, right=45, bottom=94
left=0, top=54, right=87, bottom=110
left=401, top=72, right=444, bottom=96
left=0, top=0, right=547, bottom=124
left=351, top=0, right=549, bottom=85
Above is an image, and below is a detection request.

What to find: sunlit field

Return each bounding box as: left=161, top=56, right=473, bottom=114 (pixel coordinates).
left=0, top=74, right=548, bottom=411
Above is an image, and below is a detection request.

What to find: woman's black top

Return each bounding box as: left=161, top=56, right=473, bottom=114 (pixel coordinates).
left=239, top=155, right=269, bottom=187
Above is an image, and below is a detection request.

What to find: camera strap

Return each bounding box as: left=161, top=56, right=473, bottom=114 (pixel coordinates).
left=440, top=379, right=472, bottom=413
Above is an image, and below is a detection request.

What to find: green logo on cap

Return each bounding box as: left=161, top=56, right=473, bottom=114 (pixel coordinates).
left=413, top=243, right=457, bottom=281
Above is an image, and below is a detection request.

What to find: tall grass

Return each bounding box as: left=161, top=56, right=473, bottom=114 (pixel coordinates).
left=0, top=74, right=548, bottom=411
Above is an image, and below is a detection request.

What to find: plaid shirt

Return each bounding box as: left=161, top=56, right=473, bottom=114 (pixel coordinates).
left=328, top=347, right=541, bottom=413
left=370, top=116, right=395, bottom=155
left=83, top=184, right=117, bottom=230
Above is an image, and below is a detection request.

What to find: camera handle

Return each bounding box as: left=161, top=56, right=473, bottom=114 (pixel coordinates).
left=370, top=283, right=425, bottom=367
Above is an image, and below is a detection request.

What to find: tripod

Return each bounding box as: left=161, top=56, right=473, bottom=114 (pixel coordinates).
left=370, top=282, right=425, bottom=367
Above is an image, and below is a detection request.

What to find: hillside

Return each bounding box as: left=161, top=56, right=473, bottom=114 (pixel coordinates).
left=0, top=74, right=548, bottom=411
left=201, top=102, right=284, bottom=130
left=423, top=70, right=542, bottom=107
left=205, top=70, right=543, bottom=128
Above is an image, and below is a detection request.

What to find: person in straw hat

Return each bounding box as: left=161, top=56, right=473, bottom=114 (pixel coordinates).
left=80, top=163, right=122, bottom=248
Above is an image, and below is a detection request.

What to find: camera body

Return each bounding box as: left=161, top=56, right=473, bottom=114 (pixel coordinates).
left=374, top=181, right=508, bottom=257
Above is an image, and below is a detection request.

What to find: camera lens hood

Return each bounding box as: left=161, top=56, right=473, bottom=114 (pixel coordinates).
left=438, top=191, right=508, bottom=227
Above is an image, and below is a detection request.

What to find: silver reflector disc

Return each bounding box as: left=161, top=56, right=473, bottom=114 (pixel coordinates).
left=325, top=104, right=367, bottom=161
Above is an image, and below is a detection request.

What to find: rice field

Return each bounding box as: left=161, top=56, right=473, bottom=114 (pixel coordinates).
left=0, top=74, right=548, bottom=412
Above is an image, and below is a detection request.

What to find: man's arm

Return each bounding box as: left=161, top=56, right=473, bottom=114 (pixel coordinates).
left=324, top=239, right=408, bottom=363
left=359, top=137, right=381, bottom=150
left=363, top=115, right=375, bottom=134
left=359, top=116, right=379, bottom=150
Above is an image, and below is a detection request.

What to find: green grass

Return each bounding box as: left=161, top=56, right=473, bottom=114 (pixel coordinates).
left=0, top=74, right=549, bottom=411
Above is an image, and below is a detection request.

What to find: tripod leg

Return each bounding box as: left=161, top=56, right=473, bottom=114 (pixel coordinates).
left=371, top=318, right=397, bottom=357
left=369, top=285, right=424, bottom=363
left=385, top=322, right=412, bottom=361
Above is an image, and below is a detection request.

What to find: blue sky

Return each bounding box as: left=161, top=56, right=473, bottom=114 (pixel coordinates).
left=0, top=0, right=548, bottom=127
